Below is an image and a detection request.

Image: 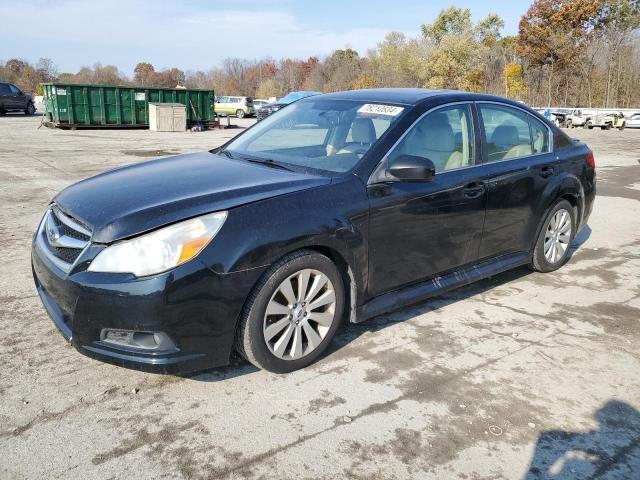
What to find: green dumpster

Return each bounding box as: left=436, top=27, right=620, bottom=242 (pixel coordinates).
left=41, top=83, right=215, bottom=129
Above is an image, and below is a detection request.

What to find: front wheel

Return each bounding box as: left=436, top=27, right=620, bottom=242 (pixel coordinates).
left=530, top=200, right=575, bottom=273
left=585, top=121, right=593, bottom=129
left=236, top=109, right=245, bottom=119
left=566, top=119, right=573, bottom=128
left=236, top=250, right=344, bottom=373
left=24, top=103, right=36, bottom=115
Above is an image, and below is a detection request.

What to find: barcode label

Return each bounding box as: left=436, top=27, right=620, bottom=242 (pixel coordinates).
left=358, top=104, right=404, bottom=116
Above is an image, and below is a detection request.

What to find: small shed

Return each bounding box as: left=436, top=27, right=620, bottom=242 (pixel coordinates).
left=149, top=103, right=187, bottom=132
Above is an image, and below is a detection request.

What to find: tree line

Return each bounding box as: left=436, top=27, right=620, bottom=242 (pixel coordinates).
left=1, top=0, right=638, bottom=108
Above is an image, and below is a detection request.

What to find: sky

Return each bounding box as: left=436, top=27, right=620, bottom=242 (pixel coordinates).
left=0, top=0, right=531, bottom=75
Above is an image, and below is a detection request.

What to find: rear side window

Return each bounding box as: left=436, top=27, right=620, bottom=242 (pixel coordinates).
left=529, top=116, right=549, bottom=154
left=0, top=84, right=10, bottom=94
left=480, top=105, right=533, bottom=162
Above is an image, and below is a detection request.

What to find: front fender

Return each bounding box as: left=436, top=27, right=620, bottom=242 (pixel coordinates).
left=198, top=177, right=369, bottom=300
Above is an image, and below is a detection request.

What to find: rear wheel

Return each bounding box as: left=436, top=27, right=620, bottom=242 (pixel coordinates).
left=585, top=120, right=593, bottom=129
left=24, top=103, right=36, bottom=115
left=566, top=119, right=573, bottom=128
left=236, top=109, right=245, bottom=119
left=236, top=250, right=344, bottom=373
left=530, top=200, right=575, bottom=273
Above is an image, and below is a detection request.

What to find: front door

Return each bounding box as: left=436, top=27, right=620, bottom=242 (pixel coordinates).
left=367, top=103, right=487, bottom=297
left=7, top=84, right=24, bottom=109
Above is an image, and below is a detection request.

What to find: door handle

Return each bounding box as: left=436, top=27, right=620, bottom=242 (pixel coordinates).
left=539, top=166, right=554, bottom=178
left=463, top=182, right=485, bottom=198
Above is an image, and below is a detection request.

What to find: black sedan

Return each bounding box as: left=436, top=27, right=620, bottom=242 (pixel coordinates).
left=32, top=89, right=595, bottom=374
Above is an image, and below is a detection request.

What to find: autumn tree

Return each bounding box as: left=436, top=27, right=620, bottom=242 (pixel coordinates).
left=134, top=62, right=155, bottom=86
left=518, top=0, right=603, bottom=106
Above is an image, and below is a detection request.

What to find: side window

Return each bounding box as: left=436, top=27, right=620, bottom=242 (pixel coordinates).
left=0, top=84, right=10, bottom=95
left=530, top=117, right=549, bottom=153
left=480, top=105, right=533, bottom=162
left=388, top=104, right=474, bottom=173
left=8, top=84, right=20, bottom=94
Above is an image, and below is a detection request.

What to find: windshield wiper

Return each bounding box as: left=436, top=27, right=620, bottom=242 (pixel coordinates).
left=243, top=157, right=294, bottom=172
left=219, top=149, right=234, bottom=159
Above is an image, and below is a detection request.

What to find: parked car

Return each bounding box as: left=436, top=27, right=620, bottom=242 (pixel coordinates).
left=626, top=113, right=640, bottom=128
left=0, top=82, right=36, bottom=115
left=32, top=89, right=595, bottom=374
left=550, top=108, right=572, bottom=127
left=604, top=112, right=626, bottom=130
left=589, top=112, right=626, bottom=130
left=252, top=99, right=272, bottom=111
left=255, top=91, right=322, bottom=121
left=214, top=95, right=254, bottom=118
left=565, top=109, right=591, bottom=128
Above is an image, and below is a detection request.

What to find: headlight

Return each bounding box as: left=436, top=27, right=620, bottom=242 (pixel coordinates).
left=88, top=211, right=227, bottom=276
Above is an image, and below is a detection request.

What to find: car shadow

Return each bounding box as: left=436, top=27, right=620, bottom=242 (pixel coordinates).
left=188, top=224, right=592, bottom=382
left=525, top=400, right=640, bottom=479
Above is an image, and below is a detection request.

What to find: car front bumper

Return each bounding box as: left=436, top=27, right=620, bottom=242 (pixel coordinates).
left=31, top=239, right=263, bottom=374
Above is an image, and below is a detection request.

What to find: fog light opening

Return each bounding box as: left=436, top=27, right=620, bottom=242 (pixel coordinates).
left=100, top=329, right=176, bottom=351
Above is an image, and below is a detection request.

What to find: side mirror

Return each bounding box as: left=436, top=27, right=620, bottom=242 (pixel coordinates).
left=389, top=154, right=436, bottom=182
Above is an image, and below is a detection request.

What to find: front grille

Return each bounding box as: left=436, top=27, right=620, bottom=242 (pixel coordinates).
left=49, top=245, right=82, bottom=264
left=37, top=206, right=92, bottom=272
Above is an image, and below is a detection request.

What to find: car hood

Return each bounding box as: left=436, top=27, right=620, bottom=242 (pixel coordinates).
left=54, top=152, right=330, bottom=243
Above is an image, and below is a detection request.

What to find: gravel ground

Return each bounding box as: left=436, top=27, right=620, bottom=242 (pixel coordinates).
left=1, top=114, right=639, bottom=479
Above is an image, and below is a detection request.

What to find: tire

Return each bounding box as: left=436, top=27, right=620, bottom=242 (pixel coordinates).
left=619, top=125, right=625, bottom=131
left=566, top=119, right=573, bottom=128
left=236, top=250, right=345, bottom=373
left=585, top=121, right=593, bottom=129
left=236, top=109, right=245, bottom=119
left=24, top=103, right=36, bottom=115
left=530, top=200, right=575, bottom=273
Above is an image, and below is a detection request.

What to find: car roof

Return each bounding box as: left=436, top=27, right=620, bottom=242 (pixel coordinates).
left=314, top=88, right=526, bottom=107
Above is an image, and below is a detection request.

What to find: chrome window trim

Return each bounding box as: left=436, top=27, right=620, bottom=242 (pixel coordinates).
left=368, top=99, right=555, bottom=185
left=368, top=101, right=476, bottom=184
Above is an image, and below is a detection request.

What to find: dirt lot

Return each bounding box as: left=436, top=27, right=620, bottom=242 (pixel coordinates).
left=1, top=114, right=639, bottom=479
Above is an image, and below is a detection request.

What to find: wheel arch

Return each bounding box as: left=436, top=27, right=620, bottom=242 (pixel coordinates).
left=530, top=173, right=584, bottom=255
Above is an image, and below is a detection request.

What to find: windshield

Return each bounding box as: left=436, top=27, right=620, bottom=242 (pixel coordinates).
left=223, top=99, right=405, bottom=174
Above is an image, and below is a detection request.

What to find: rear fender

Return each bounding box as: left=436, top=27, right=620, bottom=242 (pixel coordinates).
left=529, top=173, right=584, bottom=254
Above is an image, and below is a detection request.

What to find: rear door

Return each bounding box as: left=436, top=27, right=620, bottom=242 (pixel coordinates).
left=367, top=102, right=487, bottom=297
left=476, top=102, right=555, bottom=259
left=216, top=96, right=231, bottom=114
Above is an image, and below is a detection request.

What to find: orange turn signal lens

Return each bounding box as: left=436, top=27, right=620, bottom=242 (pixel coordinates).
left=177, top=237, right=212, bottom=265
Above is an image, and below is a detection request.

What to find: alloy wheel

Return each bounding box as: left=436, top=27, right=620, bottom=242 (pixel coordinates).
left=263, top=269, right=336, bottom=360
left=544, top=209, right=572, bottom=264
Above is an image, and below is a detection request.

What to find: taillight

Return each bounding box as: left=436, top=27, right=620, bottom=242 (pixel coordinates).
left=586, top=151, right=595, bottom=169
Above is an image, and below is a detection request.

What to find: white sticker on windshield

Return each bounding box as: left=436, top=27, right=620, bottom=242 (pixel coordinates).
left=358, top=104, right=404, bottom=116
